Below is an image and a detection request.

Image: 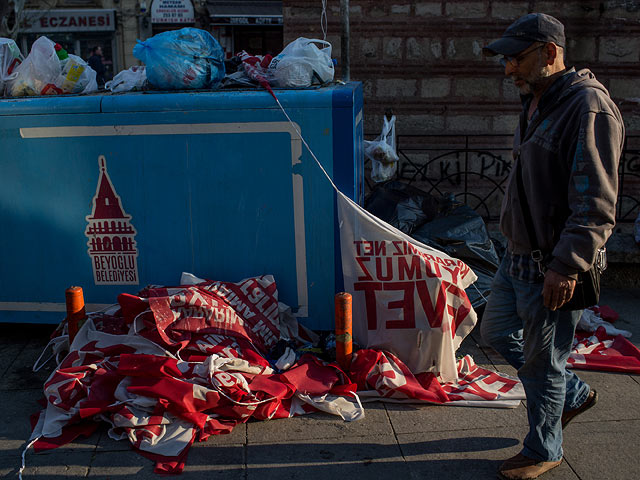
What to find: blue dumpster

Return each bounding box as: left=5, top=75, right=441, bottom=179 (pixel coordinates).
left=0, top=83, right=364, bottom=330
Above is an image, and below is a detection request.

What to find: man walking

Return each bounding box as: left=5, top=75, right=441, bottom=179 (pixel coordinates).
left=481, top=13, right=624, bottom=480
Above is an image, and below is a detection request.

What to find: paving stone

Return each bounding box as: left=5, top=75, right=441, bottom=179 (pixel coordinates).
left=88, top=445, right=245, bottom=479
left=2, top=451, right=91, bottom=479
left=246, top=434, right=408, bottom=480
left=561, top=370, right=640, bottom=424
left=385, top=399, right=528, bottom=435
left=0, top=342, right=26, bottom=384
left=398, top=426, right=578, bottom=480
left=0, top=338, right=57, bottom=391
left=247, top=402, right=392, bottom=444
left=0, top=390, right=44, bottom=456
left=563, top=419, right=640, bottom=480
left=599, top=288, right=640, bottom=348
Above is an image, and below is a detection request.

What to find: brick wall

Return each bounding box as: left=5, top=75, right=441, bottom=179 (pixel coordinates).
left=283, top=0, right=640, bottom=136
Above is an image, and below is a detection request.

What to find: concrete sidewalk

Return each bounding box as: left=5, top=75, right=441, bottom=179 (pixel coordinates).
left=1, top=287, right=639, bottom=480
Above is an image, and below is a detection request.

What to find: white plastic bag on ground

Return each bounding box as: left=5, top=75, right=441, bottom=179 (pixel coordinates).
left=105, top=66, right=147, bottom=92
left=57, top=54, right=97, bottom=94
left=268, top=38, right=334, bottom=87
left=6, top=36, right=60, bottom=96
left=364, top=115, right=400, bottom=182
left=578, top=308, right=632, bottom=338
left=0, top=38, right=23, bottom=95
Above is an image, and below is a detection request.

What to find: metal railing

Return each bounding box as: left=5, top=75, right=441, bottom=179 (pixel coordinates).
left=364, top=134, right=640, bottom=224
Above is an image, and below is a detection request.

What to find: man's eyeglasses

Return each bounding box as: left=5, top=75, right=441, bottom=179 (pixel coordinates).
left=499, top=45, right=545, bottom=67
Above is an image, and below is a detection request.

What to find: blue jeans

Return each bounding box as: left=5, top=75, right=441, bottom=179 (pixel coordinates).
left=480, top=256, right=590, bottom=462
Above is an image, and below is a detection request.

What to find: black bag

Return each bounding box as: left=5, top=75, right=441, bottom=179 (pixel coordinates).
left=559, top=261, right=601, bottom=311
left=515, top=158, right=604, bottom=311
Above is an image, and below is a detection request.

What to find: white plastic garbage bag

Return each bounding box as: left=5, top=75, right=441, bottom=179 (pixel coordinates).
left=0, top=38, right=23, bottom=95
left=578, top=308, right=632, bottom=338
left=105, top=66, right=147, bottom=92
left=57, top=54, right=97, bottom=94
left=6, top=36, right=60, bottom=96
left=6, top=36, right=97, bottom=96
left=268, top=38, right=334, bottom=88
left=364, top=115, right=400, bottom=183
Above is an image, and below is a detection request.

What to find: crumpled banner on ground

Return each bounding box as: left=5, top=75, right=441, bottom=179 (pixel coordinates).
left=337, top=190, right=478, bottom=383
left=352, top=350, right=524, bottom=408
left=27, top=274, right=524, bottom=475
left=568, top=325, right=640, bottom=374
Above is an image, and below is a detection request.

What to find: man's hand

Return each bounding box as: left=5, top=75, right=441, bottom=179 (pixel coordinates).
left=543, top=269, right=577, bottom=311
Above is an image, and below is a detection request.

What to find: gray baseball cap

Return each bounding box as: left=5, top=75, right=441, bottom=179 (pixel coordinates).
left=483, top=13, right=565, bottom=56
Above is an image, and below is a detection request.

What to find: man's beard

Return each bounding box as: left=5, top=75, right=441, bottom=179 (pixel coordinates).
left=512, top=61, right=552, bottom=95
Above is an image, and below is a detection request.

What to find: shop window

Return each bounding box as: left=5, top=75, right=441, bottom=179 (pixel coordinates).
left=233, top=26, right=282, bottom=56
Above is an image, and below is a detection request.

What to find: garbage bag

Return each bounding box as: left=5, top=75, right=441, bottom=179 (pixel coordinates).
left=366, top=181, right=500, bottom=309
left=6, top=37, right=97, bottom=96
left=268, top=37, right=334, bottom=87
left=133, top=27, right=225, bottom=90
left=6, top=36, right=60, bottom=96
left=57, top=54, right=97, bottom=94
left=0, top=38, right=23, bottom=95
left=105, top=66, right=147, bottom=92
left=364, top=115, right=400, bottom=183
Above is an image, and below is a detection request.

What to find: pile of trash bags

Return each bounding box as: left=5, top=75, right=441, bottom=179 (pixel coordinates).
left=130, top=30, right=334, bottom=92
left=1, top=36, right=97, bottom=96
left=365, top=181, right=501, bottom=310
left=0, top=28, right=335, bottom=97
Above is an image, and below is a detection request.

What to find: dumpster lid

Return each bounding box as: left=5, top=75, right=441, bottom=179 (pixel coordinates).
left=99, top=83, right=360, bottom=113
left=0, top=83, right=361, bottom=115
left=0, top=94, right=103, bottom=116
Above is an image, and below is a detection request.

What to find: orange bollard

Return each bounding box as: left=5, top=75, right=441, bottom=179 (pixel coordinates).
left=335, top=292, right=353, bottom=371
left=65, top=286, right=86, bottom=343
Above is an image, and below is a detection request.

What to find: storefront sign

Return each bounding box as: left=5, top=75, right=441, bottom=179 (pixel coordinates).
left=212, top=16, right=283, bottom=26
left=21, top=10, right=116, bottom=33
left=151, top=0, right=195, bottom=24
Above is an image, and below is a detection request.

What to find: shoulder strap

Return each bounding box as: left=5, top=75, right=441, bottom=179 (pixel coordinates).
left=515, top=157, right=545, bottom=266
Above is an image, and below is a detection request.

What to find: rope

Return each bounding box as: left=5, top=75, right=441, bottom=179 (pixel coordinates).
left=271, top=93, right=338, bottom=191
left=321, top=0, right=328, bottom=41
left=19, top=436, right=40, bottom=479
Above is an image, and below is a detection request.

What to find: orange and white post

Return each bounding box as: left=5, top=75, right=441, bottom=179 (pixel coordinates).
left=65, top=286, right=86, bottom=343
left=335, top=292, right=353, bottom=370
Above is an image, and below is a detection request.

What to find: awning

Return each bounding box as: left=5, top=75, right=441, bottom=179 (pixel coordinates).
left=207, top=1, right=282, bottom=25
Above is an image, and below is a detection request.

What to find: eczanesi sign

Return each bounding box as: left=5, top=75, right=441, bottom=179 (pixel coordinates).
left=22, top=9, right=116, bottom=33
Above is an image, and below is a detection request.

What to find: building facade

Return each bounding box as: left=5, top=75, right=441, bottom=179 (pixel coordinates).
left=283, top=0, right=640, bottom=138
left=19, top=0, right=283, bottom=78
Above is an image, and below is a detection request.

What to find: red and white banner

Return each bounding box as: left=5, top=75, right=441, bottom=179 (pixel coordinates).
left=337, top=191, right=478, bottom=383
left=568, top=326, right=640, bottom=374
left=29, top=291, right=362, bottom=474
left=122, top=275, right=283, bottom=355
left=351, top=350, right=524, bottom=408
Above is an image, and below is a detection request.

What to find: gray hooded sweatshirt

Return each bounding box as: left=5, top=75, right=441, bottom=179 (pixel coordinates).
left=500, top=67, right=625, bottom=277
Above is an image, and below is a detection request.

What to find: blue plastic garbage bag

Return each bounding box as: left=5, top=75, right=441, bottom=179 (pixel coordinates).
left=133, top=28, right=225, bottom=90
